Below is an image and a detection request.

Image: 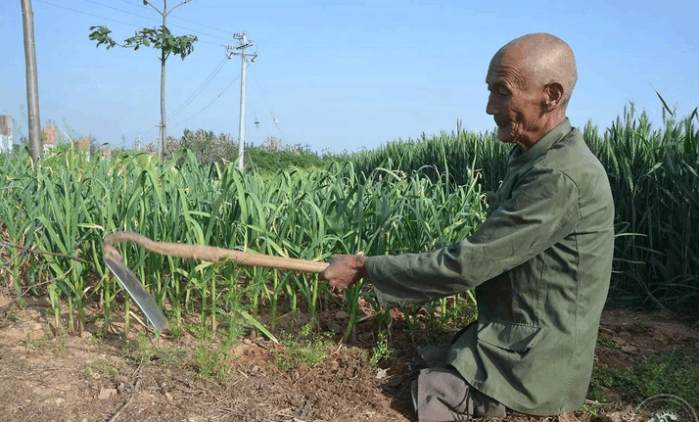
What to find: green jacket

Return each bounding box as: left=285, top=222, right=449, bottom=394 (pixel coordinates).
left=365, top=119, right=614, bottom=415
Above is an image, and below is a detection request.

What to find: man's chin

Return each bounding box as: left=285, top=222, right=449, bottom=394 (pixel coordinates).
left=496, top=127, right=515, bottom=143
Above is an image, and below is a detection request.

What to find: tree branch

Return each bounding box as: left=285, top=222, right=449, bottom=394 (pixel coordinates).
left=166, top=0, right=192, bottom=17
left=143, top=0, right=164, bottom=16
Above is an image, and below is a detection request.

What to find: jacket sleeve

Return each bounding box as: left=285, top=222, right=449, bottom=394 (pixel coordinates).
left=365, top=167, right=579, bottom=306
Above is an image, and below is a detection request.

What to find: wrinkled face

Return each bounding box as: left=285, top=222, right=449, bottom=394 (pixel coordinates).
left=485, top=51, right=545, bottom=144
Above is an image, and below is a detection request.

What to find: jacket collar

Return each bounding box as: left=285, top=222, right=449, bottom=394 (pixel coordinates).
left=509, top=118, right=573, bottom=168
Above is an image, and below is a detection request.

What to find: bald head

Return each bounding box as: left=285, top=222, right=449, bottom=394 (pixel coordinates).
left=492, top=33, right=577, bottom=106
left=485, top=33, right=577, bottom=147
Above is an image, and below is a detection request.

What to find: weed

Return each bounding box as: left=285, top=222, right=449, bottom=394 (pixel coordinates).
left=273, top=327, right=331, bottom=371
left=125, top=333, right=156, bottom=362
left=588, top=347, right=699, bottom=408
left=193, top=342, right=231, bottom=382
left=81, top=359, right=119, bottom=381
left=190, top=326, right=241, bottom=381
left=596, top=335, right=618, bottom=349
left=22, top=331, right=67, bottom=354
left=369, top=330, right=392, bottom=367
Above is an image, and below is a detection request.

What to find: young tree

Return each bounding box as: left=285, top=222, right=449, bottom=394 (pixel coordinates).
left=89, top=0, right=197, bottom=161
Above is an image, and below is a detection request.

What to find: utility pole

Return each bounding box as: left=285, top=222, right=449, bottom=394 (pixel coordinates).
left=226, top=33, right=257, bottom=172
left=20, top=0, right=42, bottom=162
left=159, top=0, right=168, bottom=161
left=142, top=0, right=193, bottom=161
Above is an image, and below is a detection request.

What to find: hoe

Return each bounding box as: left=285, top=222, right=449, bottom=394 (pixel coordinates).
left=103, top=231, right=329, bottom=333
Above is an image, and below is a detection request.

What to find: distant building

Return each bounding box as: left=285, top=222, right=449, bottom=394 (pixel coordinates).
left=262, top=136, right=282, bottom=152
left=72, top=137, right=92, bottom=160
left=0, top=116, right=12, bottom=153
left=100, top=145, right=112, bottom=159
left=42, top=125, right=57, bottom=153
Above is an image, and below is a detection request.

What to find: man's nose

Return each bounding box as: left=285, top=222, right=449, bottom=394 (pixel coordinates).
left=485, top=94, right=496, bottom=115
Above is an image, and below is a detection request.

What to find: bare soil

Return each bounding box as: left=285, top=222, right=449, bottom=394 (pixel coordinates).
left=1, top=293, right=698, bottom=422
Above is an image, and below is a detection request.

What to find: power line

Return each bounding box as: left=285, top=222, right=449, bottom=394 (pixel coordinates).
left=113, top=0, right=234, bottom=37
left=34, top=0, right=223, bottom=46
left=124, top=56, right=230, bottom=139
left=170, top=56, right=228, bottom=117
left=79, top=0, right=232, bottom=43
left=127, top=68, right=237, bottom=141
left=80, top=0, right=164, bottom=22
left=177, top=73, right=241, bottom=126
left=249, top=71, right=287, bottom=142
left=124, top=121, right=158, bottom=142
left=35, top=0, right=135, bottom=32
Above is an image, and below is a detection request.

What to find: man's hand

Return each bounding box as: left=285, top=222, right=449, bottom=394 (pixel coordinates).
left=320, top=254, right=368, bottom=290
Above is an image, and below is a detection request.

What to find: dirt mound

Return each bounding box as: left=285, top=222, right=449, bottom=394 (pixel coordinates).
left=0, top=295, right=407, bottom=421
left=2, top=295, right=698, bottom=421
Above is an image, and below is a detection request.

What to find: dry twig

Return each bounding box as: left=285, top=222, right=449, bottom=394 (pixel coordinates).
left=106, top=359, right=144, bottom=422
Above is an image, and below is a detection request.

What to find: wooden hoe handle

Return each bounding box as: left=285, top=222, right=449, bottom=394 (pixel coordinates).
left=104, top=231, right=330, bottom=274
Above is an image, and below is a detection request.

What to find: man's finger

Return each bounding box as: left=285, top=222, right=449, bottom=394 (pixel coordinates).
left=329, top=280, right=344, bottom=293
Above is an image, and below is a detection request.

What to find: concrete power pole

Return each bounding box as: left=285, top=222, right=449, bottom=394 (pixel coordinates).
left=226, top=33, right=257, bottom=172
left=143, top=0, right=192, bottom=161
left=20, top=0, right=42, bottom=162
left=159, top=0, right=168, bottom=161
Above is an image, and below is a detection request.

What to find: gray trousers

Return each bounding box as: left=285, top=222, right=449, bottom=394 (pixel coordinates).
left=411, top=345, right=507, bottom=421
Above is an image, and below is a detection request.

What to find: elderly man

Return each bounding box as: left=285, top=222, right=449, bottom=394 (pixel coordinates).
left=322, top=33, right=614, bottom=420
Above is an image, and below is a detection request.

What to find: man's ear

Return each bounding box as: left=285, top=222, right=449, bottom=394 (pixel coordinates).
left=543, top=82, right=565, bottom=110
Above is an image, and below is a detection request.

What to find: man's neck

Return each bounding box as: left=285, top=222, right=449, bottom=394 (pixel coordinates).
left=517, top=112, right=567, bottom=151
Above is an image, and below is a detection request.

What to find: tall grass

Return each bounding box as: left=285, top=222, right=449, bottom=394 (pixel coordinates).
left=2, top=104, right=697, bottom=338
left=353, top=106, right=699, bottom=320
left=0, top=145, right=484, bottom=337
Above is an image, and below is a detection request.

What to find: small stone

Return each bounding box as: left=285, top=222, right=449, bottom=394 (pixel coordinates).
left=375, top=368, right=389, bottom=379
left=327, top=321, right=342, bottom=333
left=55, top=398, right=64, bottom=405
left=250, top=365, right=264, bottom=376
left=98, top=387, right=117, bottom=400
left=620, top=344, right=638, bottom=353
left=334, top=310, right=349, bottom=320
left=165, top=392, right=173, bottom=402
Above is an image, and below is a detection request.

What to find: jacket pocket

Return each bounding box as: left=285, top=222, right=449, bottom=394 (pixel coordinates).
left=476, top=320, right=543, bottom=352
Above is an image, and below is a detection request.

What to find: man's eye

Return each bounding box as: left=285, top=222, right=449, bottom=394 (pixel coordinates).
left=488, top=86, right=509, bottom=96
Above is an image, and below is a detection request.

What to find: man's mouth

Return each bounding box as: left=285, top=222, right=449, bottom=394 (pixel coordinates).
left=494, top=118, right=509, bottom=128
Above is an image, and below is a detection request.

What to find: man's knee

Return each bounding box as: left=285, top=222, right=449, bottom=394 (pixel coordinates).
left=412, top=367, right=506, bottom=422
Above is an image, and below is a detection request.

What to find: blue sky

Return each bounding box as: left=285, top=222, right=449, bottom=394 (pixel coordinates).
left=1, top=0, right=697, bottom=152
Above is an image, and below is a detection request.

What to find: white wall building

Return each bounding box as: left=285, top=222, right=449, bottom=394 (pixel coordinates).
left=0, top=116, right=12, bottom=153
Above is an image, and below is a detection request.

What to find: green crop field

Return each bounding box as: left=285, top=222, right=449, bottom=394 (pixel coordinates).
left=1, top=105, right=697, bottom=342
left=353, top=105, right=699, bottom=321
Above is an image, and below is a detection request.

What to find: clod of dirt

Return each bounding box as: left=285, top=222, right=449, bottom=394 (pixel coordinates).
left=98, top=387, right=117, bottom=400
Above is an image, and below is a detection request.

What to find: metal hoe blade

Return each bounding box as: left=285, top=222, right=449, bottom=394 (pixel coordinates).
left=101, top=230, right=329, bottom=335
left=104, top=254, right=168, bottom=333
